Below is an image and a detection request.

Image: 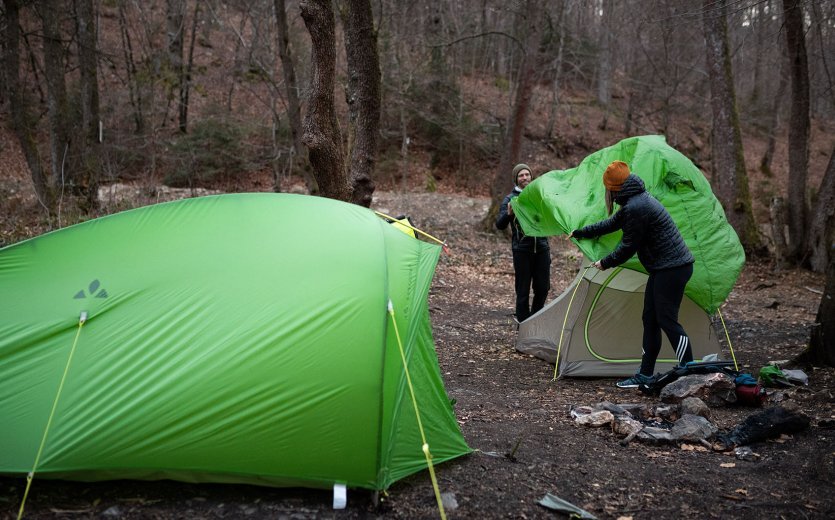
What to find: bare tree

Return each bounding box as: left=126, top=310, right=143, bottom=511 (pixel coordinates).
left=274, top=0, right=315, bottom=195
left=180, top=1, right=200, bottom=133
left=782, top=0, right=811, bottom=261
left=597, top=0, right=613, bottom=129
left=3, top=0, right=51, bottom=212
left=40, top=0, right=77, bottom=217
left=806, top=146, right=835, bottom=272
left=760, top=51, right=788, bottom=176
left=484, top=0, right=541, bottom=230
left=338, top=0, right=381, bottom=207
left=703, top=0, right=758, bottom=250
left=165, top=0, right=185, bottom=130
left=75, top=0, right=101, bottom=211
left=299, top=0, right=350, bottom=202
left=805, top=252, right=835, bottom=366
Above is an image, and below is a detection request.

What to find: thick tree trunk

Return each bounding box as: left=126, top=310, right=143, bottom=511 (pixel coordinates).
left=299, top=0, right=350, bottom=202
left=760, top=52, right=788, bottom=176
left=484, top=0, right=540, bottom=230
left=273, top=0, right=318, bottom=194
left=806, top=146, right=835, bottom=272
left=597, top=0, right=613, bottom=129
left=3, top=0, right=52, bottom=213
left=338, top=0, right=380, bottom=208
left=166, top=0, right=185, bottom=130
left=118, top=2, right=145, bottom=134
left=702, top=0, right=759, bottom=250
left=782, top=0, right=811, bottom=261
left=76, top=0, right=101, bottom=211
left=41, top=0, right=72, bottom=204
left=180, top=1, right=199, bottom=133
left=805, top=253, right=835, bottom=366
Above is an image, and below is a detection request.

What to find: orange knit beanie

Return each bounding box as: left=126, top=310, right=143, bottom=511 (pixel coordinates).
left=603, top=161, right=630, bottom=191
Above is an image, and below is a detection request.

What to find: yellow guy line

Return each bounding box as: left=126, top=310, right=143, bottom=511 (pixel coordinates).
left=374, top=211, right=447, bottom=249
left=387, top=301, right=447, bottom=520
left=18, top=311, right=88, bottom=520
left=552, top=266, right=591, bottom=381
left=717, top=308, right=739, bottom=371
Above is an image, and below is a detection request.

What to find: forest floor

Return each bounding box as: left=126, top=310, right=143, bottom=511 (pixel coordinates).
left=1, top=187, right=833, bottom=520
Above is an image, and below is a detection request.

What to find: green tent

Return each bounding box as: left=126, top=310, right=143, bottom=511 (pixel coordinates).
left=512, top=135, right=745, bottom=314
left=0, top=193, right=470, bottom=490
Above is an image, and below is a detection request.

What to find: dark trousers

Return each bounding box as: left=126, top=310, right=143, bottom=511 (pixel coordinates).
left=512, top=249, right=551, bottom=322
left=640, top=262, right=694, bottom=376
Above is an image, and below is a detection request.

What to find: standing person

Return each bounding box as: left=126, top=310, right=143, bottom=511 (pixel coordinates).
left=570, top=160, right=695, bottom=388
left=496, top=163, right=551, bottom=325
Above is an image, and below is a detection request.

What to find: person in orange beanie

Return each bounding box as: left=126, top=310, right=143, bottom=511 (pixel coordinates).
left=570, top=160, right=695, bottom=388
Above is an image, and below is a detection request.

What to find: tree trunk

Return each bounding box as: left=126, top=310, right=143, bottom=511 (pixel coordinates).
left=770, top=196, right=789, bottom=270
left=41, top=0, right=72, bottom=206
left=545, top=0, right=568, bottom=139
left=75, top=0, right=101, bottom=211
left=782, top=0, right=811, bottom=261
left=806, top=146, right=835, bottom=272
left=702, top=0, right=759, bottom=251
left=166, top=0, right=185, bottom=130
left=338, top=0, right=380, bottom=208
left=484, top=0, right=540, bottom=230
left=273, top=0, right=318, bottom=194
left=118, top=1, right=145, bottom=134
left=805, top=253, right=835, bottom=366
left=179, top=1, right=199, bottom=133
left=760, top=51, right=788, bottom=176
left=3, top=0, right=52, bottom=213
left=299, top=0, right=350, bottom=202
left=597, top=0, right=613, bottom=129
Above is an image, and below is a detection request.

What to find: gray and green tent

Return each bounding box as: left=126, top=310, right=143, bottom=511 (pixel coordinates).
left=0, top=193, right=470, bottom=490
left=512, top=135, right=745, bottom=376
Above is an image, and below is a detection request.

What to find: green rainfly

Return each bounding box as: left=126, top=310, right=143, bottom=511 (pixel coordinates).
left=512, top=135, right=745, bottom=314
left=0, top=193, right=470, bottom=490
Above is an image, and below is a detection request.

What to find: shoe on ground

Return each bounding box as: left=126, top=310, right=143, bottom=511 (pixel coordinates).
left=616, top=373, right=650, bottom=389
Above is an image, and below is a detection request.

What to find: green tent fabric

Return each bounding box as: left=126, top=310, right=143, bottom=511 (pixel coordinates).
left=512, top=135, right=745, bottom=314
left=0, top=193, right=470, bottom=490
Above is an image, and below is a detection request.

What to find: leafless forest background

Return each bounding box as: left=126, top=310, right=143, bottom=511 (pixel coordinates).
left=0, top=0, right=834, bottom=351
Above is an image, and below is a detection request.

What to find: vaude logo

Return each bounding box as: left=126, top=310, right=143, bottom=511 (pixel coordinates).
left=73, top=279, right=108, bottom=299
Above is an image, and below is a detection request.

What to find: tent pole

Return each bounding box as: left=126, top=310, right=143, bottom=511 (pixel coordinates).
left=552, top=267, right=591, bottom=381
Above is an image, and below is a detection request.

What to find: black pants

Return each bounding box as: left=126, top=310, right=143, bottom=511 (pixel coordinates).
left=512, top=248, right=551, bottom=322
left=640, top=262, right=694, bottom=376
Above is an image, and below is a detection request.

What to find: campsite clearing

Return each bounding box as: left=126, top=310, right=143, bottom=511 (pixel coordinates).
left=1, top=190, right=833, bottom=519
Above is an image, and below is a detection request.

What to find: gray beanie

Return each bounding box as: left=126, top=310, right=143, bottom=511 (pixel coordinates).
left=512, top=163, right=531, bottom=185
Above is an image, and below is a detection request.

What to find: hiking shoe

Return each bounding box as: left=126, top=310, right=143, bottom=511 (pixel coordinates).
left=616, top=374, right=650, bottom=389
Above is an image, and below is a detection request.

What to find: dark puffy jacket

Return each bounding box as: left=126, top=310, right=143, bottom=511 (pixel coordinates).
left=496, top=189, right=549, bottom=252
left=572, top=175, right=694, bottom=271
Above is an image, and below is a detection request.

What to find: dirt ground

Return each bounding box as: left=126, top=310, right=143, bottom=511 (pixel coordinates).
left=1, top=189, right=833, bottom=520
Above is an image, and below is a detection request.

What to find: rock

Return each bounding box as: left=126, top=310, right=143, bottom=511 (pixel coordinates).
left=660, top=373, right=737, bottom=406
left=637, top=426, right=674, bottom=444
left=681, top=397, right=711, bottom=419
left=653, top=404, right=680, bottom=422
left=593, top=401, right=631, bottom=416
left=569, top=405, right=594, bottom=420
left=441, top=492, right=459, bottom=510
left=669, top=414, right=718, bottom=442
left=102, top=506, right=122, bottom=517
left=619, top=403, right=652, bottom=419
left=612, top=416, right=643, bottom=437
left=734, top=447, right=760, bottom=461
left=574, top=410, right=614, bottom=427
